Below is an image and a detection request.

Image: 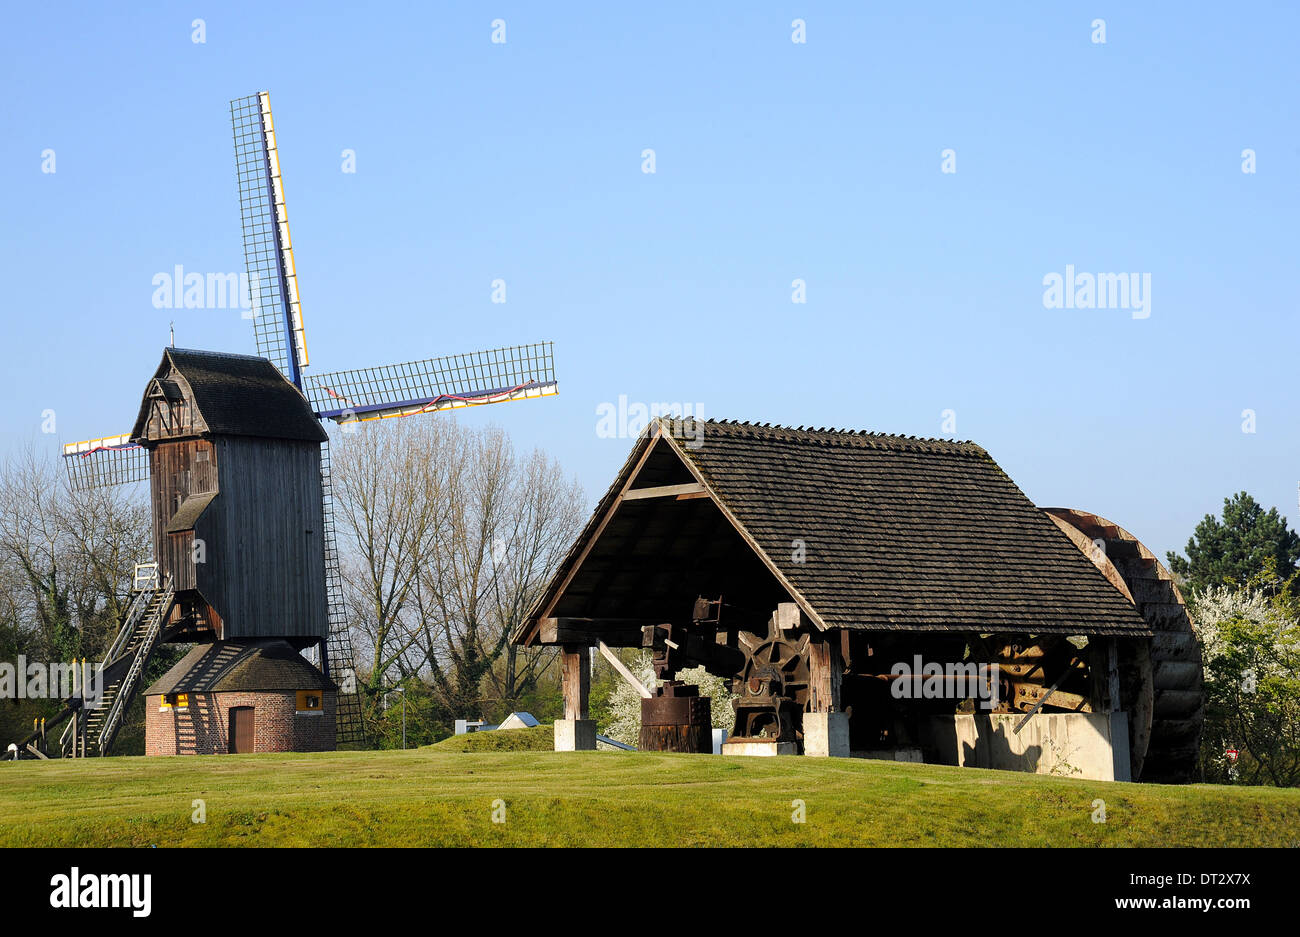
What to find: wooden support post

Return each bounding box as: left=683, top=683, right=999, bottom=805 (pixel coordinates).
left=806, top=630, right=849, bottom=757
left=73, top=660, right=80, bottom=759
left=1106, top=638, right=1122, bottom=713
left=562, top=644, right=591, bottom=721
left=808, top=631, right=843, bottom=714
left=556, top=644, right=597, bottom=751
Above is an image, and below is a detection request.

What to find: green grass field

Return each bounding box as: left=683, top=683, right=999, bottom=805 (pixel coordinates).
left=3, top=743, right=1298, bottom=847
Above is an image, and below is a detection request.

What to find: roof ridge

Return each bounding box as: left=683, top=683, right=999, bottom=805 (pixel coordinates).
left=652, top=416, right=988, bottom=456
left=167, top=346, right=271, bottom=362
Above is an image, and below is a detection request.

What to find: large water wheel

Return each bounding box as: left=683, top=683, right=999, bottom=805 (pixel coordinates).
left=1044, top=508, right=1204, bottom=783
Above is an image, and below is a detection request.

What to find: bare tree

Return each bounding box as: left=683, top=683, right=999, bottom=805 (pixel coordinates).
left=332, top=418, right=584, bottom=719
left=480, top=446, right=586, bottom=704
left=330, top=420, right=451, bottom=696
left=0, top=448, right=66, bottom=656
left=0, top=445, right=150, bottom=662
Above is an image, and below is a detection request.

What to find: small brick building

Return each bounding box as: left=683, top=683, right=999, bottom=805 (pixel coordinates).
left=144, top=640, right=336, bottom=756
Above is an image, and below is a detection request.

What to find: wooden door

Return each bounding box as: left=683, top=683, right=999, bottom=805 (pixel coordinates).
left=229, top=706, right=254, bottom=753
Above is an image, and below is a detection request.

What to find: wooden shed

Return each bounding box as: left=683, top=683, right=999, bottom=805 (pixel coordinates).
left=515, top=418, right=1203, bottom=782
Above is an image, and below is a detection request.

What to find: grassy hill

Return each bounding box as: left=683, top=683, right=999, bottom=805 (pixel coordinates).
left=2, top=748, right=1298, bottom=847
left=429, top=725, right=554, bottom=752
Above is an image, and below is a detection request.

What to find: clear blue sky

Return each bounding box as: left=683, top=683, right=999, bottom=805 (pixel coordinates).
left=1, top=1, right=1296, bottom=562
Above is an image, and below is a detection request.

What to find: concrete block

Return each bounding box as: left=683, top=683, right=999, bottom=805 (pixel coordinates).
left=721, top=738, right=797, bottom=756
left=554, top=719, right=597, bottom=751
left=803, top=712, right=850, bottom=757
left=918, top=711, right=1132, bottom=781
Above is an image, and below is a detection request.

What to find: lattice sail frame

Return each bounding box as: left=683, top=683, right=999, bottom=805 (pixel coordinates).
left=231, top=91, right=307, bottom=386
left=319, top=438, right=366, bottom=744
left=307, top=342, right=558, bottom=424
left=62, top=435, right=148, bottom=491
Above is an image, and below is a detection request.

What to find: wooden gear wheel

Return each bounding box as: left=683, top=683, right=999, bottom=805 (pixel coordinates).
left=730, top=624, right=811, bottom=742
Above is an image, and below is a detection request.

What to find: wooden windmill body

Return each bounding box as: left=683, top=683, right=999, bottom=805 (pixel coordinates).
left=133, top=348, right=329, bottom=649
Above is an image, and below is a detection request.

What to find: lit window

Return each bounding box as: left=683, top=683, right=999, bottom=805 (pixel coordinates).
left=160, top=693, right=189, bottom=711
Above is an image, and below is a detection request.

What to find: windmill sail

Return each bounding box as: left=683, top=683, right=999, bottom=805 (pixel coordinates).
left=319, top=438, right=366, bottom=744
left=62, top=434, right=148, bottom=491
left=307, top=341, right=558, bottom=423
left=231, top=91, right=308, bottom=387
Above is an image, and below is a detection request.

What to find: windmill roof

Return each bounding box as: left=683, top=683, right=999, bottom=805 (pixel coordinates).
left=131, top=348, right=327, bottom=443
left=520, top=418, right=1150, bottom=639
left=145, top=639, right=334, bottom=695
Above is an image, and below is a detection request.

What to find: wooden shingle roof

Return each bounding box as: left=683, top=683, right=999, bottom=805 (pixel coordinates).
left=520, top=418, right=1151, bottom=640
left=670, top=419, right=1149, bottom=635
left=131, top=348, right=327, bottom=443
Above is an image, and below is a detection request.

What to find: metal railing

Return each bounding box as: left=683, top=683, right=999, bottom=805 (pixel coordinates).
left=96, top=578, right=174, bottom=755
left=104, top=587, right=152, bottom=666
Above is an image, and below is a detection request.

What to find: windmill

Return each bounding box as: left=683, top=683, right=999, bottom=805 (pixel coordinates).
left=15, top=92, right=557, bottom=758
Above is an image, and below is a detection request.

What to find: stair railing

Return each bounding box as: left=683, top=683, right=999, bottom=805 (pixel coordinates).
left=96, top=577, right=174, bottom=755
left=104, top=586, right=153, bottom=666
left=58, top=709, right=76, bottom=758
left=56, top=582, right=155, bottom=757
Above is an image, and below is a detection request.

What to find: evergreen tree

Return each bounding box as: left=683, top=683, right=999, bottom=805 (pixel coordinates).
left=1167, top=492, right=1300, bottom=593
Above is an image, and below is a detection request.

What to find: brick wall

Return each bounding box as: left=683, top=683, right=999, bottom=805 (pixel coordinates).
left=145, top=690, right=336, bottom=755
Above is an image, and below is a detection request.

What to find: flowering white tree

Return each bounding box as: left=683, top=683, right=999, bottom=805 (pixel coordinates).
left=1188, top=563, right=1300, bottom=786
left=601, top=651, right=737, bottom=747
left=1193, top=583, right=1284, bottom=668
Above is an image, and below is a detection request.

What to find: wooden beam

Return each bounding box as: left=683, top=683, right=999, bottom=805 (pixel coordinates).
left=1012, top=683, right=1092, bottom=713
left=524, top=434, right=668, bottom=642
left=1013, top=666, right=1078, bottom=733
left=642, top=624, right=745, bottom=675
left=620, top=483, right=707, bottom=501
left=536, top=617, right=674, bottom=647
left=598, top=641, right=653, bottom=699
left=561, top=645, right=591, bottom=721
